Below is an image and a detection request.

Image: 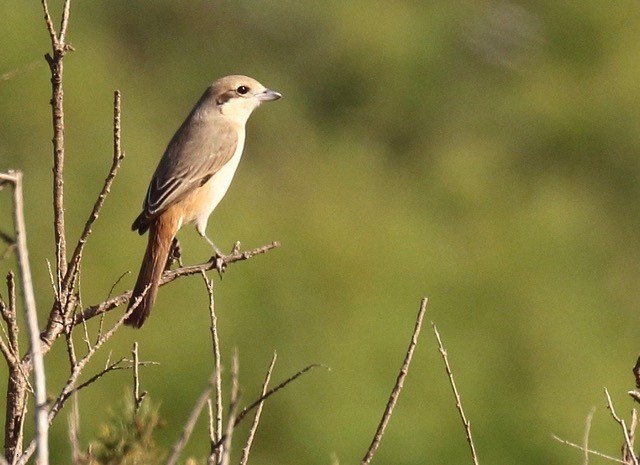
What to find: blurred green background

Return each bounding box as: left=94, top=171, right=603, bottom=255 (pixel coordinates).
left=2, top=0, right=640, bottom=463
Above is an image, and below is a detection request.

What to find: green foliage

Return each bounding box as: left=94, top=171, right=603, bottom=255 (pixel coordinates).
left=78, top=394, right=165, bottom=465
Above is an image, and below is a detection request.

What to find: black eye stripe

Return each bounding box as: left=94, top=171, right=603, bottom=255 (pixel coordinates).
left=236, top=85, right=249, bottom=95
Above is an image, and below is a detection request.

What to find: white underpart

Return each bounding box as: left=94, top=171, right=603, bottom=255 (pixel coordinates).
left=193, top=127, right=246, bottom=236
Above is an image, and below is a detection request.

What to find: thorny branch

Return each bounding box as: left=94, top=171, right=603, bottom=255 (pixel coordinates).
left=360, top=297, right=428, bottom=465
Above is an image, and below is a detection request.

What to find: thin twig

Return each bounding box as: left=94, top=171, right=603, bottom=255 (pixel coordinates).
left=67, top=393, right=80, bottom=464
left=605, top=388, right=639, bottom=465
left=0, top=171, right=49, bottom=465
left=582, top=407, right=596, bottom=465
left=553, top=434, right=624, bottom=462
left=202, top=272, right=223, bottom=457
left=166, top=374, right=216, bottom=465
left=630, top=410, right=639, bottom=465
left=34, top=241, right=281, bottom=352
left=62, top=90, right=124, bottom=298
left=220, top=350, right=240, bottom=465
left=210, top=363, right=326, bottom=457
left=132, top=342, right=146, bottom=412
left=361, top=297, right=428, bottom=465
left=239, top=352, right=277, bottom=465
left=433, top=321, right=479, bottom=465
left=17, top=305, right=139, bottom=465
left=233, top=363, right=327, bottom=428
left=207, top=399, right=215, bottom=465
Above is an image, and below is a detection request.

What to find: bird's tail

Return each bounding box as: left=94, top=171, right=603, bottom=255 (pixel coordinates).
left=125, top=213, right=179, bottom=328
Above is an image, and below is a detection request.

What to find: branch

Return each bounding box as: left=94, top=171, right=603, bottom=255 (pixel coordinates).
left=233, top=363, right=326, bottom=429
left=202, top=272, right=223, bottom=461
left=605, top=388, right=639, bottom=465
left=220, top=350, right=240, bottom=465
left=552, top=434, right=624, bottom=463
left=62, top=90, right=124, bottom=300
left=360, top=297, right=428, bottom=465
left=166, top=374, right=216, bottom=465
left=433, top=321, right=479, bottom=465
left=17, top=304, right=139, bottom=465
left=66, top=241, right=280, bottom=334
left=40, top=0, right=74, bottom=292
left=239, top=352, right=277, bottom=465
left=0, top=171, right=49, bottom=465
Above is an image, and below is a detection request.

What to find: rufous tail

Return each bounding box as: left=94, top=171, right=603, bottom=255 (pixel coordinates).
left=125, top=213, right=178, bottom=328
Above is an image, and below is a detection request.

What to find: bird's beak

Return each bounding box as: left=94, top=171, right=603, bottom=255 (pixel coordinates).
left=256, top=88, right=282, bottom=102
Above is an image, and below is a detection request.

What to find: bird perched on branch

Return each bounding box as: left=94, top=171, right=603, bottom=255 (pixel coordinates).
left=126, top=75, right=281, bottom=328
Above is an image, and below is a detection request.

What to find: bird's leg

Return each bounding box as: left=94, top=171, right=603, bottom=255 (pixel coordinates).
left=165, top=237, right=183, bottom=270
left=197, top=229, right=226, bottom=276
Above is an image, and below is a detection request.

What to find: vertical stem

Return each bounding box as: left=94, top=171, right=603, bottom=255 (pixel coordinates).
left=4, top=368, right=27, bottom=463
left=48, top=51, right=67, bottom=292
left=11, top=172, right=49, bottom=465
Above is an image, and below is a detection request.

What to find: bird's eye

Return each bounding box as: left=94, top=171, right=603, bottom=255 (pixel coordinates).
left=236, top=85, right=249, bottom=95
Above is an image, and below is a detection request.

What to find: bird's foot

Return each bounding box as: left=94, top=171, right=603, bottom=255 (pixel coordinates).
left=213, top=253, right=226, bottom=278
left=166, top=237, right=183, bottom=270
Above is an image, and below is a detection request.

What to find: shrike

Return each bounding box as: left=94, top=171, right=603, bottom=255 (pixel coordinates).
left=126, top=75, right=281, bottom=328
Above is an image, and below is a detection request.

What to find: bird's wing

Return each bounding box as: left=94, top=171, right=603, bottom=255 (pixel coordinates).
left=143, top=117, right=238, bottom=219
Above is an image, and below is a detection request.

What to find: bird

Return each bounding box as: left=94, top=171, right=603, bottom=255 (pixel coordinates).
left=125, top=75, right=281, bottom=328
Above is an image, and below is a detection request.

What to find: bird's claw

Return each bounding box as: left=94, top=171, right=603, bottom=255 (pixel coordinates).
left=213, top=254, right=226, bottom=278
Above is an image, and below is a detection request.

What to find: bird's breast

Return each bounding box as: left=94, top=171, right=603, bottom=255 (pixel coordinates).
left=179, top=129, right=246, bottom=227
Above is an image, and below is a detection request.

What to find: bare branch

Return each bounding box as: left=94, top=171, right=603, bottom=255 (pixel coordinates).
left=361, top=297, right=428, bottom=465
left=0, top=171, right=49, bottom=465
left=605, top=388, right=639, bottom=465
left=40, top=0, right=75, bottom=293
left=552, top=434, right=624, bottom=463
left=67, top=394, right=81, bottom=464
left=132, top=342, right=146, bottom=412
left=62, top=90, right=124, bottom=298
left=233, top=363, right=327, bottom=429
left=433, top=321, right=479, bottom=465
left=582, top=407, right=596, bottom=465
left=239, top=352, right=277, bottom=465
left=202, top=272, right=223, bottom=457
left=220, top=350, right=240, bottom=465
left=50, top=241, right=280, bottom=340
left=17, top=306, right=139, bottom=465
left=166, top=374, right=216, bottom=465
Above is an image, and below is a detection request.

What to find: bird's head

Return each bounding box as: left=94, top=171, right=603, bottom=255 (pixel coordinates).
left=208, top=75, right=281, bottom=125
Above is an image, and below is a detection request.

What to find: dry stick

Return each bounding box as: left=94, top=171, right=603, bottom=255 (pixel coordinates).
left=552, top=435, right=624, bottom=463
left=132, top=342, right=146, bottom=412
left=166, top=374, right=216, bottom=465
left=50, top=241, right=280, bottom=348
left=0, top=171, right=49, bottom=465
left=628, top=410, right=639, bottom=465
left=62, top=90, right=124, bottom=299
left=233, top=363, right=326, bottom=430
left=239, top=352, right=277, bottom=465
left=67, top=393, right=80, bottom=464
left=210, top=364, right=325, bottom=459
left=221, top=350, right=240, bottom=465
left=3, top=271, right=30, bottom=463
left=605, top=388, right=639, bottom=465
left=202, top=272, right=223, bottom=458
left=17, top=304, right=139, bottom=465
left=432, top=322, right=480, bottom=465
left=41, top=0, right=73, bottom=288
left=206, top=400, right=216, bottom=465
left=0, top=273, right=19, bottom=367
left=360, top=297, right=428, bottom=465
left=582, top=407, right=596, bottom=465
